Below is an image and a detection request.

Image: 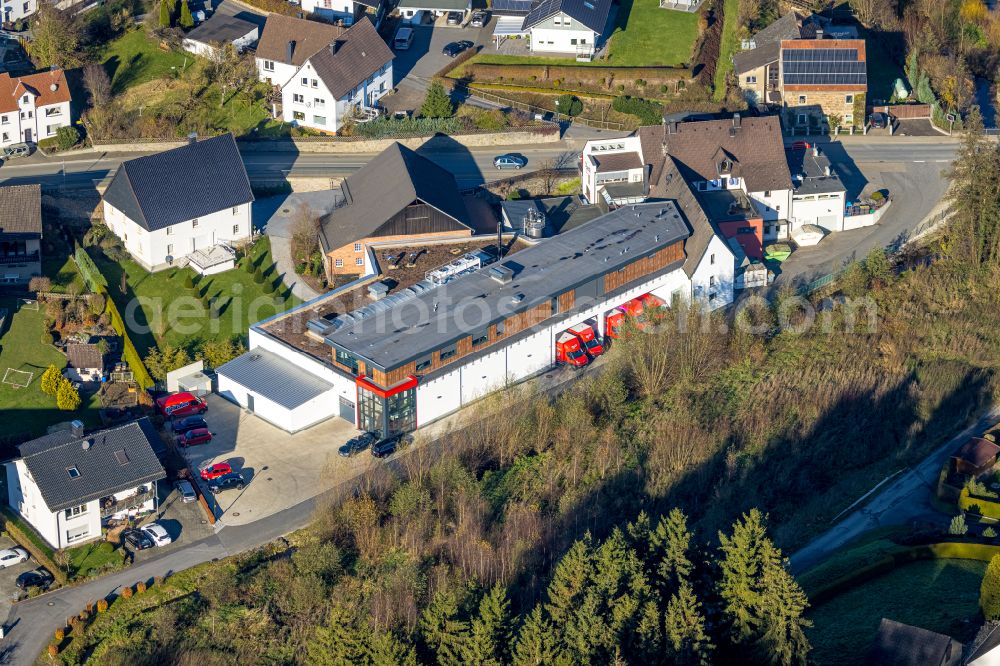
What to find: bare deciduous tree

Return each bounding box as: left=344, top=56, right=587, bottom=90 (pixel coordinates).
left=83, top=63, right=113, bottom=108
left=207, top=44, right=257, bottom=108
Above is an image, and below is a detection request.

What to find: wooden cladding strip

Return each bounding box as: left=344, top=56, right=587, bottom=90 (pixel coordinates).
left=603, top=242, right=683, bottom=293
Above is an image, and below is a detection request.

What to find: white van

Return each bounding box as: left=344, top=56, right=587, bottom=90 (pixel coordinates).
left=393, top=26, right=414, bottom=50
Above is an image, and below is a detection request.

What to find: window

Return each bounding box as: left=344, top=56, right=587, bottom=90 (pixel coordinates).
left=66, top=525, right=90, bottom=544
left=746, top=75, right=757, bottom=84
left=311, top=79, right=318, bottom=88
left=293, top=93, right=305, bottom=104
left=313, top=115, right=326, bottom=126
left=764, top=190, right=771, bottom=197
left=232, top=206, right=239, bottom=215
left=553, top=16, right=561, bottom=24
left=334, top=258, right=343, bottom=267
left=570, top=38, right=577, bottom=45
left=415, top=355, right=432, bottom=372
left=64, top=504, right=87, bottom=519
left=113, top=449, right=129, bottom=465
left=439, top=345, right=457, bottom=361
left=335, top=349, right=358, bottom=372
left=166, top=226, right=173, bottom=235
left=66, top=466, right=80, bottom=479
left=709, top=275, right=716, bottom=287
left=166, top=244, right=173, bottom=256
left=710, top=253, right=715, bottom=265
left=698, top=181, right=708, bottom=192
left=2, top=133, right=9, bottom=142
left=797, top=114, right=807, bottom=125
left=354, top=242, right=362, bottom=252
left=564, top=17, right=571, bottom=24
left=472, top=328, right=489, bottom=346
left=355, top=257, right=363, bottom=266
left=192, top=218, right=199, bottom=228
left=45, top=107, right=61, bottom=117
left=709, top=292, right=717, bottom=301
left=21, top=95, right=27, bottom=104
left=2, top=115, right=8, bottom=125
left=845, top=94, right=853, bottom=103
left=263, top=60, right=275, bottom=71
left=232, top=224, right=240, bottom=234
left=293, top=111, right=305, bottom=121
left=844, top=113, right=853, bottom=123
left=314, top=98, right=325, bottom=108
left=798, top=95, right=807, bottom=104
left=300, top=77, right=308, bottom=86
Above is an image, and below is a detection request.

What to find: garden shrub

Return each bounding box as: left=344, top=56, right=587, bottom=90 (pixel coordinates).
left=97, top=599, right=108, bottom=613
left=56, top=126, right=81, bottom=151
left=612, top=96, right=665, bottom=125
left=555, top=94, right=583, bottom=117
left=983, top=555, right=1000, bottom=620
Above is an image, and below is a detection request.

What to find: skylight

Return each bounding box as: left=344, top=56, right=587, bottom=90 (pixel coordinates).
left=67, top=467, right=80, bottom=479
left=114, top=450, right=130, bottom=465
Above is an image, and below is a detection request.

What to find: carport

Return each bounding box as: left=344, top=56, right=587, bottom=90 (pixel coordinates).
left=492, top=16, right=527, bottom=46
left=216, top=348, right=341, bottom=432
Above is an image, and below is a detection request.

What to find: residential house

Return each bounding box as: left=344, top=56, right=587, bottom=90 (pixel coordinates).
left=967, top=621, right=1000, bottom=666
left=280, top=16, right=393, bottom=133
left=317, top=142, right=477, bottom=280
left=4, top=419, right=166, bottom=549
left=864, top=618, right=962, bottom=666
left=0, top=183, right=41, bottom=284
left=182, top=13, right=260, bottom=58
left=102, top=133, right=254, bottom=272
left=64, top=343, right=104, bottom=383
left=397, top=0, right=467, bottom=23
left=580, top=135, right=649, bottom=207
left=255, top=14, right=345, bottom=87
left=952, top=437, right=1000, bottom=478
left=786, top=143, right=846, bottom=235
left=302, top=0, right=384, bottom=26
left=780, top=39, right=867, bottom=129
left=2, top=0, right=36, bottom=24
left=0, top=69, right=71, bottom=147
left=733, top=12, right=802, bottom=106
left=490, top=0, right=613, bottom=59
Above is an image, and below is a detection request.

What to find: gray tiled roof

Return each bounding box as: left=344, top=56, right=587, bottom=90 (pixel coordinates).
left=318, top=142, right=471, bottom=252
left=659, top=157, right=722, bottom=278
left=787, top=147, right=845, bottom=196
left=66, top=343, right=103, bottom=370
left=102, top=134, right=254, bottom=232
left=592, top=151, right=643, bottom=173
left=325, top=201, right=690, bottom=371
left=397, top=0, right=468, bottom=9
left=256, top=14, right=345, bottom=66
left=865, top=618, right=958, bottom=666
left=217, top=347, right=334, bottom=409
left=522, top=0, right=612, bottom=33
left=18, top=419, right=166, bottom=513
left=307, top=17, right=394, bottom=100
left=185, top=13, right=258, bottom=45
left=0, top=184, right=41, bottom=236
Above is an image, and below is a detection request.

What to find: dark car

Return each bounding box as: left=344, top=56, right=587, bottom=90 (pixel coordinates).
left=339, top=432, right=378, bottom=457
left=171, top=415, right=207, bottom=434
left=122, top=528, right=155, bottom=551
left=446, top=10, right=463, bottom=24
left=15, top=568, right=53, bottom=592
left=208, top=472, right=246, bottom=494
left=870, top=112, right=888, bottom=129
left=442, top=40, right=473, bottom=57
left=176, top=428, right=212, bottom=448
left=470, top=9, right=488, bottom=27
left=494, top=154, right=527, bottom=170
left=371, top=434, right=413, bottom=459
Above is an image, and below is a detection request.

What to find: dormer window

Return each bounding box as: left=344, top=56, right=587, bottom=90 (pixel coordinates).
left=718, top=160, right=732, bottom=174
left=67, top=466, right=80, bottom=478
left=21, top=95, right=28, bottom=104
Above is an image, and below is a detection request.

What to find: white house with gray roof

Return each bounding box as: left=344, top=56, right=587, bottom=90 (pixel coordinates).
left=5, top=419, right=166, bottom=549
left=491, top=0, right=613, bottom=59
left=101, top=133, right=254, bottom=272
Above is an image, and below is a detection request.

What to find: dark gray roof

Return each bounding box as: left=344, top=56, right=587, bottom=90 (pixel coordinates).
left=523, top=0, right=612, bottom=33
left=18, top=419, right=166, bottom=513
left=659, top=157, right=722, bottom=278
left=306, top=17, right=393, bottom=100
left=733, top=42, right=780, bottom=74
left=787, top=147, right=845, bottom=196
left=397, top=0, right=468, bottom=8
left=325, top=201, right=690, bottom=371
left=103, top=134, right=254, bottom=232
left=217, top=347, right=334, bottom=409
left=966, top=621, right=1000, bottom=664
left=185, top=13, right=259, bottom=45
left=0, top=184, right=41, bottom=236
left=732, top=13, right=801, bottom=74
left=593, top=151, right=643, bottom=172
left=500, top=195, right=604, bottom=235
left=66, top=343, right=103, bottom=370
left=865, top=618, right=959, bottom=666
left=318, top=142, right=471, bottom=252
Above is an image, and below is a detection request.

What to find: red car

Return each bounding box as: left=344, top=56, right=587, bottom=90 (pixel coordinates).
left=200, top=461, right=232, bottom=481
left=176, top=428, right=212, bottom=448
left=157, top=392, right=208, bottom=418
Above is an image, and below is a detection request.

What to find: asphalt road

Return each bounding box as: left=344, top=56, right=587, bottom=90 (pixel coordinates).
left=790, top=406, right=1000, bottom=575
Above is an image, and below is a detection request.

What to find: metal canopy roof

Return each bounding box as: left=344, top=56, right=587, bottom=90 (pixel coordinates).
left=217, top=348, right=334, bottom=409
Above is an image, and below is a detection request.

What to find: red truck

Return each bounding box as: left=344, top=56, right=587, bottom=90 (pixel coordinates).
left=568, top=322, right=604, bottom=357
left=555, top=331, right=589, bottom=368
left=605, top=294, right=667, bottom=340
left=157, top=392, right=208, bottom=418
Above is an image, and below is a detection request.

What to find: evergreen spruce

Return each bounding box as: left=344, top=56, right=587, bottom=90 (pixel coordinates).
left=664, top=580, right=713, bottom=666
left=717, top=509, right=776, bottom=644
left=757, top=547, right=812, bottom=666
left=308, top=604, right=362, bottom=665
left=159, top=0, right=171, bottom=27
left=649, top=508, right=694, bottom=590
left=418, top=589, right=469, bottom=666
left=982, top=555, right=1000, bottom=620
left=420, top=80, right=454, bottom=119
left=179, top=0, right=194, bottom=28
left=510, top=606, right=563, bottom=666
left=462, top=583, right=512, bottom=666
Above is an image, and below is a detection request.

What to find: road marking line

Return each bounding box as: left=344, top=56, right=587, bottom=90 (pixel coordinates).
left=913, top=160, right=925, bottom=162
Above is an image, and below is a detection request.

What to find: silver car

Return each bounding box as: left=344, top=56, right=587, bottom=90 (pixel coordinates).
left=0, top=547, right=28, bottom=568
left=174, top=479, right=197, bottom=503
left=494, top=154, right=527, bottom=170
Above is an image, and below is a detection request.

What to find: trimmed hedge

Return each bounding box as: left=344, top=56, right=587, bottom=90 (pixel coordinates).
left=74, top=246, right=107, bottom=293
left=612, top=96, right=665, bottom=125
left=102, top=286, right=155, bottom=390
left=960, top=487, right=1000, bottom=520
left=0, top=506, right=67, bottom=584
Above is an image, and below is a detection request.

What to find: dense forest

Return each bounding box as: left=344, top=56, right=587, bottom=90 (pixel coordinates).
left=49, top=119, right=1000, bottom=665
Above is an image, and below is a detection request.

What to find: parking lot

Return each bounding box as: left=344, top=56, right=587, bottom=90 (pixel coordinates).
left=0, top=535, right=36, bottom=602
left=177, top=395, right=371, bottom=526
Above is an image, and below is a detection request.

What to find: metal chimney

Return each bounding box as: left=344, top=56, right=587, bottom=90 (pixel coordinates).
left=70, top=420, right=84, bottom=438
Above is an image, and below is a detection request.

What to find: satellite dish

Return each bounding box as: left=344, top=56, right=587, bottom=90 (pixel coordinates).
left=166, top=255, right=174, bottom=264
left=49, top=83, right=57, bottom=92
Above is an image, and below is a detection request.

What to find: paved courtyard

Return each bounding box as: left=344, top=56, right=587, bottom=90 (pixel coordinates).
left=179, top=395, right=370, bottom=526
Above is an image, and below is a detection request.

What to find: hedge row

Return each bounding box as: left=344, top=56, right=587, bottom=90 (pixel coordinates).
left=612, top=96, right=665, bottom=125
left=74, top=245, right=107, bottom=293
left=1, top=506, right=67, bottom=584
left=960, top=487, right=1000, bottom=520
left=103, top=293, right=155, bottom=390
left=465, top=63, right=691, bottom=85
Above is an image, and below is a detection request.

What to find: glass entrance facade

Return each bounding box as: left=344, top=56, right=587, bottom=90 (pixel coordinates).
left=356, top=377, right=417, bottom=438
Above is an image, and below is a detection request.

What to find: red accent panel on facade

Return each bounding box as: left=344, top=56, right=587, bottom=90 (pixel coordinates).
left=356, top=375, right=418, bottom=398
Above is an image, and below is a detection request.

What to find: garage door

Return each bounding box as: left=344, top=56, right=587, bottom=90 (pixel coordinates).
left=338, top=397, right=356, bottom=424
left=817, top=215, right=839, bottom=231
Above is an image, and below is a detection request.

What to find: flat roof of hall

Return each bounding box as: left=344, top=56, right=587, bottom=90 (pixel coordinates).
left=325, top=201, right=690, bottom=371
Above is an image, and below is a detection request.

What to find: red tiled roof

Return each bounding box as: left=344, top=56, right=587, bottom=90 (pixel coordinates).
left=0, top=70, right=70, bottom=114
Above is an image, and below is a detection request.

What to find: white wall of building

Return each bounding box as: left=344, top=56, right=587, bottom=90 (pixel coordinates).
left=257, top=58, right=299, bottom=87
left=5, top=460, right=101, bottom=549
left=3, top=0, right=36, bottom=23
left=300, top=0, right=355, bottom=22
left=183, top=28, right=258, bottom=59
left=790, top=192, right=846, bottom=233
left=688, top=234, right=736, bottom=311
left=103, top=201, right=252, bottom=271
left=580, top=136, right=644, bottom=203
left=0, top=96, right=70, bottom=148
left=217, top=372, right=341, bottom=432
left=747, top=188, right=790, bottom=222
left=530, top=26, right=597, bottom=53
left=282, top=59, right=392, bottom=133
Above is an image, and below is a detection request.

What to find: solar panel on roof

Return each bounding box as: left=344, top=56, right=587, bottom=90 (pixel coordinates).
left=492, top=0, right=532, bottom=14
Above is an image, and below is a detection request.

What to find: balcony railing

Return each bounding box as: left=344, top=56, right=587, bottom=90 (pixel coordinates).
left=100, top=489, right=156, bottom=518
left=0, top=251, right=39, bottom=265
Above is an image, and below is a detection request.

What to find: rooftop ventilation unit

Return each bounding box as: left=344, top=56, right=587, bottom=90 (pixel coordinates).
left=425, top=253, right=483, bottom=286
left=523, top=208, right=546, bottom=239
left=368, top=281, right=390, bottom=300
left=489, top=264, right=514, bottom=284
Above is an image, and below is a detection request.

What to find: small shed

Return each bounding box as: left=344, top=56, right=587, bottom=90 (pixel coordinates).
left=865, top=618, right=962, bottom=666
left=182, top=13, right=260, bottom=58
left=952, top=437, right=1000, bottom=478
left=64, top=343, right=104, bottom=382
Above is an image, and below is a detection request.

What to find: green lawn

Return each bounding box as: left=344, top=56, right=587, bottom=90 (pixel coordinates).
left=41, top=254, right=86, bottom=294
left=92, top=238, right=301, bottom=355
left=100, top=29, right=192, bottom=95
left=605, top=0, right=700, bottom=67
left=66, top=540, right=125, bottom=579
left=0, top=297, right=101, bottom=439
left=713, top=0, right=740, bottom=101
left=807, top=559, right=985, bottom=666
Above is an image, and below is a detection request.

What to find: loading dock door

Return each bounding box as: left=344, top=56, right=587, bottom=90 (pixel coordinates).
left=338, top=397, right=356, bottom=424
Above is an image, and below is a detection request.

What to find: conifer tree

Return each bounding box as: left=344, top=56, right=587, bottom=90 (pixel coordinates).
left=717, top=508, right=776, bottom=644
left=544, top=536, right=592, bottom=627
left=159, top=0, right=172, bottom=28
left=511, top=606, right=564, bottom=666
left=665, top=580, right=713, bottom=666
left=757, top=548, right=812, bottom=666
left=463, top=583, right=512, bottom=666
left=418, top=589, right=469, bottom=666
left=420, top=80, right=454, bottom=119
left=650, top=508, right=694, bottom=590
left=179, top=0, right=194, bottom=28
left=40, top=364, right=61, bottom=396
left=982, top=555, right=1000, bottom=620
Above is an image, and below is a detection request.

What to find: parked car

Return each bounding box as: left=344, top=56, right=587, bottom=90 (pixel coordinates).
left=15, top=568, right=53, bottom=591
left=339, top=432, right=378, bottom=457
left=494, top=154, right=527, bottom=170
left=141, top=523, right=172, bottom=547
left=157, top=392, right=207, bottom=418
left=470, top=9, right=488, bottom=26
left=208, top=472, right=246, bottom=494
left=171, top=415, right=207, bottom=434
left=870, top=111, right=888, bottom=129
left=446, top=10, right=463, bottom=24
left=1, top=143, right=29, bottom=160
left=200, top=461, right=232, bottom=480
left=442, top=40, right=473, bottom=57
left=371, top=434, right=413, bottom=459
left=174, top=479, right=197, bottom=503
left=0, top=547, right=28, bottom=568
left=176, top=428, right=212, bottom=448
left=122, top=528, right=155, bottom=550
